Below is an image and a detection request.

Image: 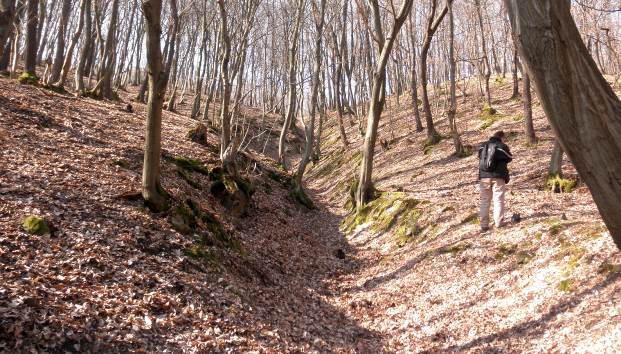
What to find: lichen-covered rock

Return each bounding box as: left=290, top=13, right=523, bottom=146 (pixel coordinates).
left=22, top=216, right=50, bottom=235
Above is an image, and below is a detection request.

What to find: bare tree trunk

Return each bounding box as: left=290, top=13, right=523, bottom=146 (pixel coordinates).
left=0, top=0, right=15, bottom=59
left=93, top=0, right=119, bottom=99
left=141, top=0, right=177, bottom=211
left=510, top=49, right=520, bottom=99
left=474, top=0, right=492, bottom=107
left=75, top=0, right=91, bottom=93
left=506, top=0, right=621, bottom=248
left=24, top=0, right=38, bottom=76
left=523, top=72, right=536, bottom=144
left=420, top=0, right=449, bottom=144
left=48, top=0, right=70, bottom=84
left=447, top=0, right=463, bottom=155
left=277, top=0, right=305, bottom=169
left=356, top=0, right=413, bottom=210
left=549, top=140, right=563, bottom=177
left=56, top=0, right=85, bottom=88
left=293, top=0, right=326, bottom=203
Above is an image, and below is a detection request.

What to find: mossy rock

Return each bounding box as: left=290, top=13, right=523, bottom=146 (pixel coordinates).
left=546, top=174, right=576, bottom=193
left=187, top=122, right=208, bottom=145
left=22, top=216, right=50, bottom=235
left=18, top=72, right=39, bottom=86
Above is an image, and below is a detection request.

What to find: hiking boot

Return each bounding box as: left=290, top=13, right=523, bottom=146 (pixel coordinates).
left=481, top=226, right=490, bottom=233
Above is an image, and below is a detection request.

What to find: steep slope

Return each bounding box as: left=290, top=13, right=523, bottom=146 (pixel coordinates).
left=307, top=78, right=621, bottom=352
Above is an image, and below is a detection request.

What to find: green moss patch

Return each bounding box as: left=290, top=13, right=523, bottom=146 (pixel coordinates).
left=546, top=174, right=576, bottom=193
left=479, top=104, right=501, bottom=130
left=341, top=192, right=425, bottom=247
left=18, top=72, right=39, bottom=86
left=166, top=155, right=211, bottom=175
left=22, top=216, right=50, bottom=235
left=558, top=279, right=574, bottom=293
left=461, top=212, right=480, bottom=225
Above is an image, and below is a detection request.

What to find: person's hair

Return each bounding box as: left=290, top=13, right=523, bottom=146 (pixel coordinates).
left=493, top=131, right=505, bottom=139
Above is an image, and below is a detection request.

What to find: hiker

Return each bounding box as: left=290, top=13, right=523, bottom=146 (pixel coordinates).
left=478, top=131, right=513, bottom=232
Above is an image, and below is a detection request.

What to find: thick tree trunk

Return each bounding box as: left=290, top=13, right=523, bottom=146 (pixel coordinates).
left=24, top=0, right=38, bottom=76
left=505, top=0, right=621, bottom=248
left=522, top=72, right=536, bottom=144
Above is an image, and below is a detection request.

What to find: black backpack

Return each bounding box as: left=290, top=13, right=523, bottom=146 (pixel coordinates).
left=479, top=142, right=499, bottom=172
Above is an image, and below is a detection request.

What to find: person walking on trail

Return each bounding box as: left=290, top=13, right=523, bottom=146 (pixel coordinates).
left=478, top=131, right=513, bottom=232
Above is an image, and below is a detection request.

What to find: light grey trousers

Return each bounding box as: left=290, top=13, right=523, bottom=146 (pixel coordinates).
left=479, top=178, right=507, bottom=228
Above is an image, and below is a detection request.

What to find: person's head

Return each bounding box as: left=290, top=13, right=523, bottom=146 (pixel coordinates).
left=492, top=130, right=505, bottom=141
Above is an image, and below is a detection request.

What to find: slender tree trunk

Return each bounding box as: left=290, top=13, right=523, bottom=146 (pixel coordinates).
left=549, top=140, right=563, bottom=177
left=75, top=0, right=92, bottom=93
left=294, top=0, right=326, bottom=195
left=420, top=0, right=449, bottom=144
left=510, top=49, right=520, bottom=99
left=474, top=0, right=492, bottom=107
left=141, top=0, right=177, bottom=211
left=447, top=0, right=463, bottom=155
left=356, top=0, right=413, bottom=210
left=505, top=0, right=621, bottom=248
left=277, top=0, right=305, bottom=169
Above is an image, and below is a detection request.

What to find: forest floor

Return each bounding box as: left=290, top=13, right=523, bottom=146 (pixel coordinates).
left=0, top=73, right=620, bottom=353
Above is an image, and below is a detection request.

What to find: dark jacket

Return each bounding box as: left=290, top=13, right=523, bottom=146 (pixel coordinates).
left=478, top=136, right=512, bottom=182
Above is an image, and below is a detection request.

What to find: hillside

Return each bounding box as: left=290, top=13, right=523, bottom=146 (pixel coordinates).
left=306, top=77, right=621, bottom=352
left=0, top=73, right=620, bottom=353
